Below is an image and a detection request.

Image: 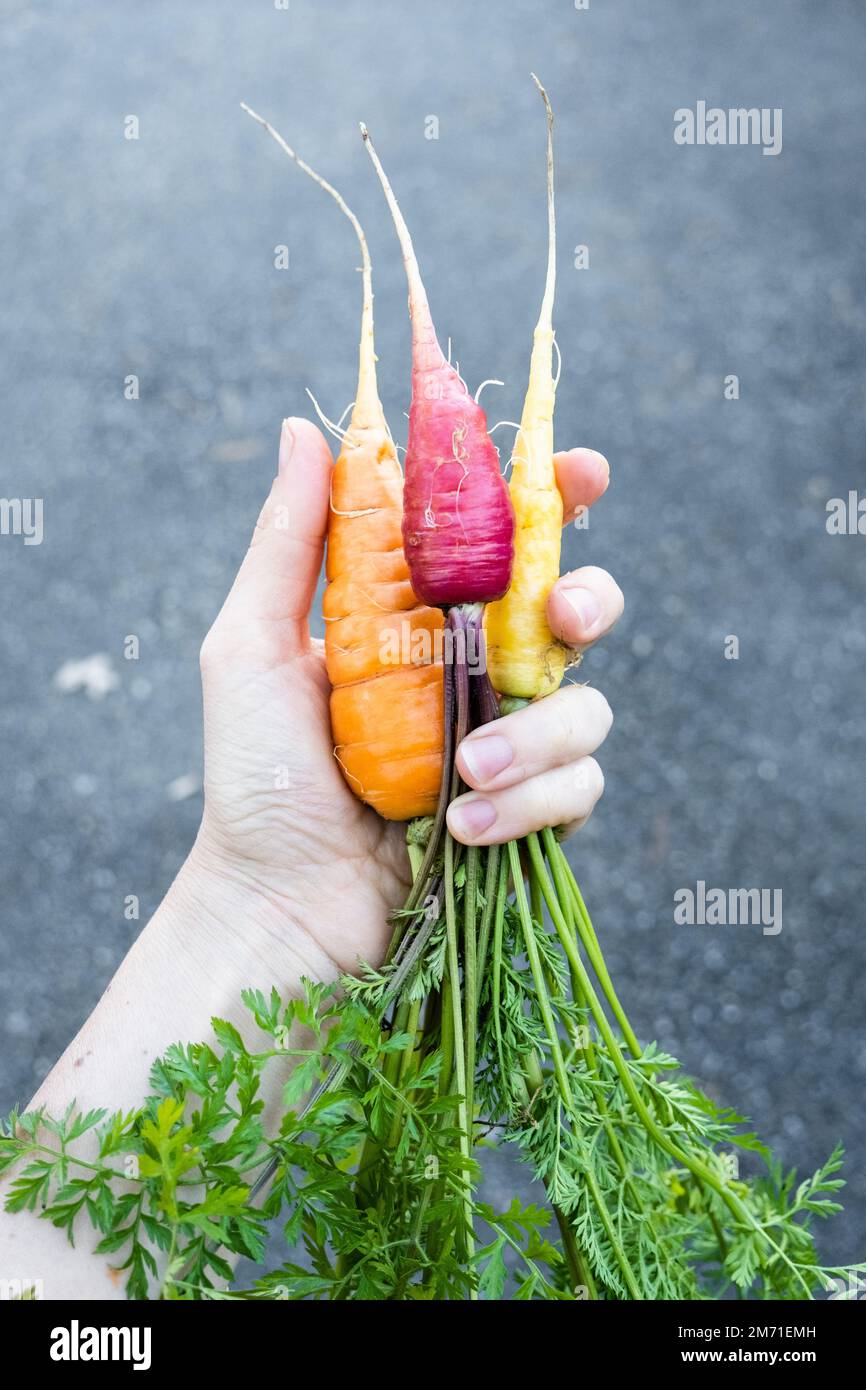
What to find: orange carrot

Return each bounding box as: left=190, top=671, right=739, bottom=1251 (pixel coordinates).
left=242, top=105, right=444, bottom=820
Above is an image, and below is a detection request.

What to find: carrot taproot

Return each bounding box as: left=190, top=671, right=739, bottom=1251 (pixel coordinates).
left=484, top=77, right=566, bottom=699
left=242, top=104, right=444, bottom=820
left=361, top=125, right=515, bottom=609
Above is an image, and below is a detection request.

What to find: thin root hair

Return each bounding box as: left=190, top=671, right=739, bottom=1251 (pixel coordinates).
left=382, top=416, right=407, bottom=463
left=335, top=400, right=356, bottom=431
left=306, top=387, right=347, bottom=443
left=328, top=477, right=379, bottom=518
left=505, top=446, right=532, bottom=477
left=474, top=379, right=505, bottom=403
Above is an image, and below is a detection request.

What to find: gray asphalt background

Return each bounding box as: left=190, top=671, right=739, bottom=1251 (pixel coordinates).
left=1, top=0, right=865, bottom=1275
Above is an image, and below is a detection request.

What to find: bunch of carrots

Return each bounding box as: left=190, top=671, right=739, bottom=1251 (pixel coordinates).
left=236, top=90, right=862, bottom=1300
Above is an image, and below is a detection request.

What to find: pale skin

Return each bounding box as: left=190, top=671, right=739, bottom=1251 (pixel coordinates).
left=0, top=418, right=623, bottom=1298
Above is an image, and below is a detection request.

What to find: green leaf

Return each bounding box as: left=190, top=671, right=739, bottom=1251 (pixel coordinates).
left=94, top=1225, right=136, bottom=1255
left=282, top=1055, right=323, bottom=1109
left=477, top=1237, right=507, bottom=1300
left=725, top=1232, right=761, bottom=1289
left=140, top=1214, right=173, bottom=1251
left=211, top=1018, right=247, bottom=1056
left=67, top=1108, right=108, bottom=1141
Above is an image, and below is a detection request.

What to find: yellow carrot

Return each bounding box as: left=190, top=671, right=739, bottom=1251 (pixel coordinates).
left=484, top=77, right=565, bottom=700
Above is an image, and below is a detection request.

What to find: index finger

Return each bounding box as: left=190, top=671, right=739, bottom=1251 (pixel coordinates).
left=553, top=448, right=610, bottom=525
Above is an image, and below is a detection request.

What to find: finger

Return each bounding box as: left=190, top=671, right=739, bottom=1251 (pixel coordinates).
left=455, top=685, right=612, bottom=793
left=217, top=417, right=333, bottom=650
left=447, top=757, right=604, bottom=847
left=546, top=564, right=624, bottom=650
left=553, top=448, right=609, bottom=525
left=552, top=817, right=584, bottom=844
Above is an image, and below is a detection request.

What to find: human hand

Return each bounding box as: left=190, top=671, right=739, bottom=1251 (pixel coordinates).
left=192, top=418, right=623, bottom=976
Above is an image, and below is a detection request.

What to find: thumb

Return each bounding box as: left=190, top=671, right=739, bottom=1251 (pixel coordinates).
left=217, top=417, right=334, bottom=652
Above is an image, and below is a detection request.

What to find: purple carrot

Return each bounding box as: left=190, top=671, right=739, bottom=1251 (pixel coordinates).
left=361, top=125, right=515, bottom=608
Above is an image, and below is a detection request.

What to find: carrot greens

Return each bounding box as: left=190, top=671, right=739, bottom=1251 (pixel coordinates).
left=2, top=954, right=862, bottom=1300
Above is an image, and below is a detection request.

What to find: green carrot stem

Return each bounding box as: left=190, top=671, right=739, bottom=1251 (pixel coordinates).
left=506, top=844, right=570, bottom=1105
left=528, top=845, right=665, bottom=1244
left=438, top=978, right=455, bottom=1099
left=544, top=830, right=640, bottom=1057
left=419, top=987, right=442, bottom=1072
left=529, top=851, right=583, bottom=1057
left=475, top=844, right=502, bottom=999
left=351, top=833, right=431, bottom=1220
left=463, top=845, right=480, bottom=1143
left=542, top=836, right=738, bottom=1279
left=530, top=868, right=543, bottom=928
left=423, top=977, right=454, bottom=1285
left=354, top=1000, right=409, bottom=1212
left=526, top=836, right=814, bottom=1297
left=554, top=1205, right=598, bottom=1301
left=385, top=1000, right=411, bottom=1084
left=506, top=840, right=642, bottom=1300
left=526, top=845, right=589, bottom=1058
left=397, top=999, right=421, bottom=1089
left=491, top=860, right=509, bottom=1103
left=444, top=832, right=475, bottom=1269
left=529, top=864, right=561, bottom=1006
left=514, top=1053, right=598, bottom=1300
left=387, top=998, right=421, bottom=1150
left=540, top=838, right=587, bottom=1008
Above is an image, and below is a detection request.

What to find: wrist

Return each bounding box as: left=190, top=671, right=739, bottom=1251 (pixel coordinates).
left=30, top=836, right=339, bottom=1119
left=152, top=833, right=342, bottom=1012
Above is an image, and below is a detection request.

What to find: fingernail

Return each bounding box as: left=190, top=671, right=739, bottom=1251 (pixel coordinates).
left=460, top=733, right=513, bottom=785
left=561, top=586, right=602, bottom=633
left=449, top=798, right=497, bottom=840
left=279, top=418, right=296, bottom=474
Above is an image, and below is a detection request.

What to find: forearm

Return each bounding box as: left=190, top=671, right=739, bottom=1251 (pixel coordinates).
left=0, top=844, right=339, bottom=1300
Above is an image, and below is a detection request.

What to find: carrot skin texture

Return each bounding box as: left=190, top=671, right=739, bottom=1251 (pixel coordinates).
left=325, top=419, right=445, bottom=821
left=362, top=126, right=515, bottom=608
left=404, top=359, right=515, bottom=608
left=240, top=105, right=445, bottom=820
left=484, top=325, right=565, bottom=697
left=322, top=201, right=444, bottom=820
left=485, top=78, right=566, bottom=699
